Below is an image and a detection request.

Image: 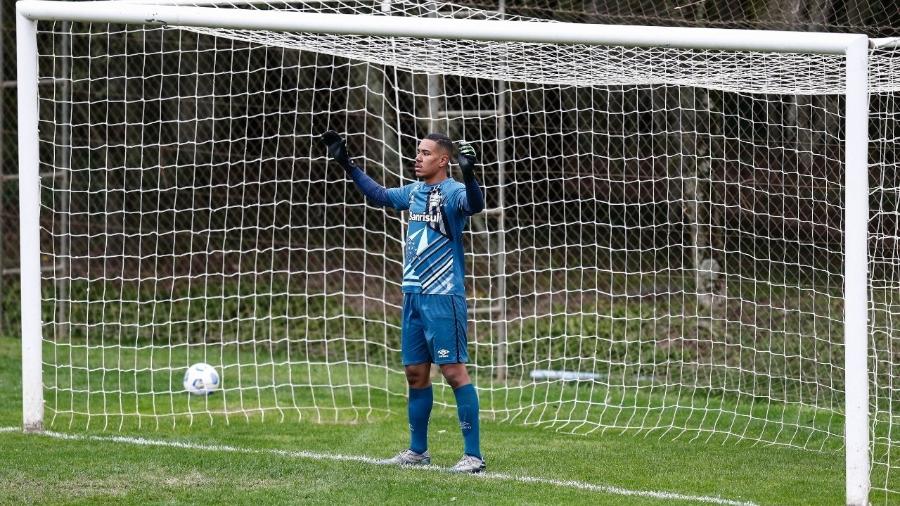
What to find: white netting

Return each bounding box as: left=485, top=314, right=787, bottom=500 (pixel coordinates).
left=869, top=44, right=900, bottom=505
left=25, top=0, right=900, bottom=501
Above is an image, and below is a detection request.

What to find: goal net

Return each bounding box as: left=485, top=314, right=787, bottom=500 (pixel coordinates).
left=868, top=44, right=900, bottom=503
left=16, top=0, right=900, bottom=501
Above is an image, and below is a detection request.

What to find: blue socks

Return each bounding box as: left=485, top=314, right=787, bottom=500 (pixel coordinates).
left=408, top=383, right=481, bottom=459
left=453, top=383, right=481, bottom=459
left=408, top=385, right=433, bottom=454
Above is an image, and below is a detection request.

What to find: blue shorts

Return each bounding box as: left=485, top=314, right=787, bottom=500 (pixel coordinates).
left=401, top=293, right=469, bottom=366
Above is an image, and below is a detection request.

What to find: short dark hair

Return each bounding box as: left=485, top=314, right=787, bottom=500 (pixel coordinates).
left=423, top=132, right=454, bottom=157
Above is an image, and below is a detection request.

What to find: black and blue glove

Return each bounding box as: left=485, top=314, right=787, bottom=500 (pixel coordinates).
left=457, top=141, right=477, bottom=180
left=320, top=130, right=353, bottom=170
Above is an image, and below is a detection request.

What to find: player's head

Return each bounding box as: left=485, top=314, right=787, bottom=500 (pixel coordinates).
left=415, top=133, right=453, bottom=180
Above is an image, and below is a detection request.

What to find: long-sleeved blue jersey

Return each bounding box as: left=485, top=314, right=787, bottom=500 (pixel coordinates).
left=346, top=167, right=484, bottom=296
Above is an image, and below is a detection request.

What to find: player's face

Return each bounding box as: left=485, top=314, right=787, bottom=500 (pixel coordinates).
left=415, top=139, right=450, bottom=181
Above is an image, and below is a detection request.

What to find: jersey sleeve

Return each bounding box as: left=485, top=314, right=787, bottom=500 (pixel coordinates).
left=385, top=183, right=415, bottom=211
left=444, top=185, right=469, bottom=217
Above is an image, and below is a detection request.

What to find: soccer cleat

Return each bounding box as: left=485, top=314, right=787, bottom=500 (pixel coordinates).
left=379, top=449, right=431, bottom=466
left=449, top=454, right=486, bottom=474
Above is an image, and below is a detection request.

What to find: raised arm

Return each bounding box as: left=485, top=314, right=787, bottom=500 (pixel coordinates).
left=320, top=131, right=392, bottom=208
left=456, top=141, right=485, bottom=215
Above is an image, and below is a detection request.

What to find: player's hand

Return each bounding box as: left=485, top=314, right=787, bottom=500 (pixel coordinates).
left=320, top=130, right=351, bottom=168
left=457, top=141, right=477, bottom=176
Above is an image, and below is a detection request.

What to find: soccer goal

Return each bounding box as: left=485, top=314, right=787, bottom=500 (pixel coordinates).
left=15, top=0, right=898, bottom=503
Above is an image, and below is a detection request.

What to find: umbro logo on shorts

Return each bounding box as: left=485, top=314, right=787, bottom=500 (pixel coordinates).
left=437, top=349, right=449, bottom=358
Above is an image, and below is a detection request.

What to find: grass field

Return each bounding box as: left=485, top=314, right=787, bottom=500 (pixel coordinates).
left=0, top=337, right=856, bottom=505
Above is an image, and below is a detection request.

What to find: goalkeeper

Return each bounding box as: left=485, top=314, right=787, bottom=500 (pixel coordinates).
left=320, top=131, right=486, bottom=473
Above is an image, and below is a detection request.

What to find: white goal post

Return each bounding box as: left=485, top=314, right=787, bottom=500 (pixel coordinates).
left=15, top=1, right=872, bottom=504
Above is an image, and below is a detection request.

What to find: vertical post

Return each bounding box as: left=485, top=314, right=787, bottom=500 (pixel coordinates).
left=424, top=0, right=441, bottom=133
left=843, top=35, right=870, bottom=506
left=493, top=84, right=508, bottom=382
left=427, top=75, right=441, bottom=132
left=56, top=23, right=70, bottom=341
left=17, top=9, right=43, bottom=432
left=493, top=0, right=508, bottom=383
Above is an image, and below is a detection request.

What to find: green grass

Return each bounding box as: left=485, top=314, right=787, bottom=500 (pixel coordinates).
left=16, top=274, right=857, bottom=404
left=0, top=336, right=868, bottom=505
left=37, top=336, right=846, bottom=450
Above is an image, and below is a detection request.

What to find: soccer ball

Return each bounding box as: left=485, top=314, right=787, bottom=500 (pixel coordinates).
left=183, top=363, right=220, bottom=395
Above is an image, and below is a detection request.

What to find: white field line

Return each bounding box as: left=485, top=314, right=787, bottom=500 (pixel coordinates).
left=2, top=426, right=758, bottom=506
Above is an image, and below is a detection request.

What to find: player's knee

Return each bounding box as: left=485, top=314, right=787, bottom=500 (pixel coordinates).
left=404, top=364, right=431, bottom=387
left=405, top=373, right=430, bottom=388
left=440, top=364, right=470, bottom=389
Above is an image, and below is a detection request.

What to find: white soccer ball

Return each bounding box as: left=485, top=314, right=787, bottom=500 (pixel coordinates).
left=183, top=363, right=220, bottom=395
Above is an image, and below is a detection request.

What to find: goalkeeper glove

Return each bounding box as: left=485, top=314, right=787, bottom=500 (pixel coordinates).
left=320, top=130, right=352, bottom=170
left=457, top=141, right=477, bottom=179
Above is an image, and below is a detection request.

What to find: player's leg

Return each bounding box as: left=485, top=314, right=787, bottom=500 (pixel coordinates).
left=404, top=363, right=431, bottom=388
left=404, top=362, right=432, bottom=458
left=440, top=363, right=483, bottom=472
left=422, top=294, right=485, bottom=473
left=382, top=294, right=433, bottom=466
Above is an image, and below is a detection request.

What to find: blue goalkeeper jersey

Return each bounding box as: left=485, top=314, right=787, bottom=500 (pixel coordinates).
left=385, top=178, right=473, bottom=295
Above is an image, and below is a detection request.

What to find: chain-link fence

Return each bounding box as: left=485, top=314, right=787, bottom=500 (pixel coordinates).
left=1, top=0, right=20, bottom=334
